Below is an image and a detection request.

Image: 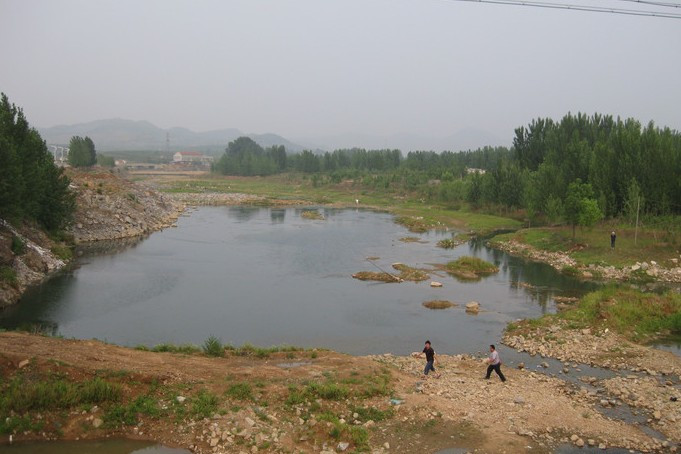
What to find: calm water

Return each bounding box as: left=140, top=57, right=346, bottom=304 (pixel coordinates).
left=0, top=439, right=188, bottom=454
left=0, top=207, right=599, bottom=355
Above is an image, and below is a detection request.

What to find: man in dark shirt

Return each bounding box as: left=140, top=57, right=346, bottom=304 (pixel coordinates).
left=611, top=231, right=616, bottom=249
left=420, top=340, right=439, bottom=377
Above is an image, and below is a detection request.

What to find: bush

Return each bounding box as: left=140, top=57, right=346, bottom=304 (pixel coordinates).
left=225, top=382, right=253, bottom=401
left=0, top=266, right=18, bottom=287
left=51, top=244, right=73, bottom=261
left=202, top=336, right=224, bottom=357
left=11, top=236, right=25, bottom=255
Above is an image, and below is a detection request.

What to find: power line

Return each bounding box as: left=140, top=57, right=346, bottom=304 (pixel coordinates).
left=613, top=0, right=681, bottom=8
left=443, top=0, right=681, bottom=18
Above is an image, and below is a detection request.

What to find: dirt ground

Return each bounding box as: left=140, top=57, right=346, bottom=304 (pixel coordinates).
left=1, top=332, right=678, bottom=453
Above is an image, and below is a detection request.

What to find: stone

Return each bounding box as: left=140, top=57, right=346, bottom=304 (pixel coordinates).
left=383, top=442, right=390, bottom=449
left=18, top=359, right=30, bottom=369
left=598, top=443, right=606, bottom=450
left=576, top=438, right=585, bottom=447
left=430, top=281, right=443, bottom=287
left=92, top=418, right=103, bottom=428
left=210, top=437, right=219, bottom=447
left=570, top=435, right=579, bottom=442
left=465, top=302, right=480, bottom=313
left=176, top=396, right=186, bottom=403
left=587, top=439, right=595, bottom=446
left=245, top=417, right=255, bottom=427
left=337, top=441, right=350, bottom=451
left=653, top=410, right=661, bottom=420
left=517, top=362, right=525, bottom=370
left=514, top=396, right=525, bottom=405
left=541, top=362, right=549, bottom=369
left=581, top=328, right=591, bottom=335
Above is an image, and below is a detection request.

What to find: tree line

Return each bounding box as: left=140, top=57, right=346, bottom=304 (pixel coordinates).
left=0, top=93, right=74, bottom=230
left=214, top=113, right=681, bottom=226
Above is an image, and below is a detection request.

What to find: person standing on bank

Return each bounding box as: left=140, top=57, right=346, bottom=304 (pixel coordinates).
left=420, top=340, right=440, bottom=378
left=611, top=231, right=616, bottom=249
left=485, top=344, right=506, bottom=382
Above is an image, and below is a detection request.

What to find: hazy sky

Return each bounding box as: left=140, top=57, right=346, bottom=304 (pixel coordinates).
left=2, top=0, right=680, bottom=144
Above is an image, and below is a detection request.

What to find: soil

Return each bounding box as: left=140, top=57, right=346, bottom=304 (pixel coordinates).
left=1, top=332, right=678, bottom=453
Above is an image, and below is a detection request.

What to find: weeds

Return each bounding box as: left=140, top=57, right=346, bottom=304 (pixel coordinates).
left=202, top=336, right=224, bottom=357
left=225, top=382, right=253, bottom=401
left=191, top=390, right=219, bottom=419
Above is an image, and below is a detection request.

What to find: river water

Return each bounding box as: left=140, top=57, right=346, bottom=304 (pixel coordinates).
left=0, top=206, right=600, bottom=355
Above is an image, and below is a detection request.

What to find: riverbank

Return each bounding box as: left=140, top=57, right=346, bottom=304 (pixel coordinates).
left=1, top=332, right=677, bottom=453
left=490, top=227, right=681, bottom=284
left=0, top=169, right=186, bottom=307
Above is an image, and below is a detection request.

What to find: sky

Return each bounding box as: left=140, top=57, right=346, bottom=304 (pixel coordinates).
left=1, top=0, right=681, bottom=148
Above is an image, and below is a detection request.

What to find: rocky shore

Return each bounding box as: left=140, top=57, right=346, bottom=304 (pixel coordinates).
left=504, top=320, right=681, bottom=448
left=492, top=238, right=681, bottom=283
left=0, top=169, right=186, bottom=307
left=67, top=169, right=185, bottom=242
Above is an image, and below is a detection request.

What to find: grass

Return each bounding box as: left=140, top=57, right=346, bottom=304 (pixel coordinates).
left=422, top=300, right=456, bottom=310
left=0, top=377, right=121, bottom=413
left=0, top=266, right=18, bottom=288
left=300, top=210, right=324, bottom=220
left=50, top=244, right=73, bottom=261
left=352, top=271, right=400, bottom=283
left=225, top=382, right=253, bottom=401
left=559, top=287, right=681, bottom=341
left=104, top=394, right=160, bottom=427
left=305, top=381, right=350, bottom=400
left=352, top=406, right=394, bottom=422
left=391, top=263, right=429, bottom=281
left=135, top=343, right=201, bottom=354
left=443, top=256, right=498, bottom=281
left=202, top=335, right=224, bottom=357
left=491, top=223, right=681, bottom=269
left=191, top=389, right=220, bottom=419
left=11, top=235, right=26, bottom=255
left=153, top=173, right=521, bottom=234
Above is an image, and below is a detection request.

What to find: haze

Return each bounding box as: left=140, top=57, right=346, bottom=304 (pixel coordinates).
left=2, top=0, right=680, bottom=150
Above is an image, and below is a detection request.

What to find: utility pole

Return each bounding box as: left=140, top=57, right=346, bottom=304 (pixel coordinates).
left=634, top=196, right=640, bottom=246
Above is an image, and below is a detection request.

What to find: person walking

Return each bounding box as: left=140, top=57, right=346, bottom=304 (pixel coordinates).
left=485, top=344, right=506, bottom=382
left=420, top=340, right=440, bottom=378
left=610, top=231, right=616, bottom=249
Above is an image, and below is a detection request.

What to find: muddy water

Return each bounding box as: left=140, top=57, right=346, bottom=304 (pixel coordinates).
left=1, top=207, right=598, bottom=355
left=0, top=439, right=189, bottom=453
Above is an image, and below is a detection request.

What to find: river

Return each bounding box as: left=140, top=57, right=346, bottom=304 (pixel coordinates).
left=0, top=206, right=600, bottom=355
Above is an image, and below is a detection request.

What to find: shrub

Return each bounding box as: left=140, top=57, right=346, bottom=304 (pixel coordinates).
left=11, top=236, right=25, bottom=255
left=191, top=390, right=219, bottom=418
left=202, top=336, right=224, bottom=357
left=225, top=383, right=253, bottom=401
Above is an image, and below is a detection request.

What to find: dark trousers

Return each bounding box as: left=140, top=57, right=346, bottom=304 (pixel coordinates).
left=486, top=363, right=506, bottom=382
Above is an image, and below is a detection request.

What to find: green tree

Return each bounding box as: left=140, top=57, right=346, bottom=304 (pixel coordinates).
left=0, top=93, right=74, bottom=229
left=564, top=179, right=601, bottom=239
left=68, top=136, right=96, bottom=167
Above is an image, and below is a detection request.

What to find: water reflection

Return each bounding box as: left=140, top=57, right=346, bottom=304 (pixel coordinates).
left=1, top=207, right=601, bottom=355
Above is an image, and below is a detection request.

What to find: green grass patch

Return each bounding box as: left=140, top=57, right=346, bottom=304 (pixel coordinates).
left=11, top=236, right=26, bottom=255
left=559, top=287, right=681, bottom=341
left=191, top=390, right=220, bottom=419
left=422, top=300, right=456, bottom=310
left=443, top=256, right=498, bottom=281
left=391, top=263, right=429, bottom=282
left=104, top=394, right=161, bottom=427
left=50, top=244, right=73, bottom=261
left=352, top=406, right=394, bottom=422
left=225, top=382, right=253, bottom=401
left=305, top=381, right=349, bottom=401
left=135, top=343, right=201, bottom=354
left=0, top=377, right=121, bottom=413
left=0, top=266, right=18, bottom=288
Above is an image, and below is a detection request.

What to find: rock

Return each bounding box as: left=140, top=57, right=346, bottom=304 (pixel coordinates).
left=582, top=271, right=593, bottom=278
left=513, top=396, right=525, bottom=405
left=653, top=410, right=661, bottom=420
left=383, top=442, right=390, bottom=449
left=337, top=441, right=350, bottom=451
left=581, top=328, right=591, bottom=335
left=92, top=418, right=103, bottom=428
left=587, top=439, right=595, bottom=446
left=570, top=435, right=579, bottom=442
left=576, top=438, right=585, bottom=447
left=598, top=443, right=606, bottom=450
left=465, top=301, right=480, bottom=313
left=176, top=396, right=186, bottom=403
left=541, top=362, right=549, bottom=369
left=631, top=264, right=641, bottom=271
left=430, top=281, right=443, bottom=287
left=245, top=417, right=255, bottom=427
left=18, top=359, right=30, bottom=369
left=210, top=437, right=219, bottom=447
left=517, top=362, right=525, bottom=370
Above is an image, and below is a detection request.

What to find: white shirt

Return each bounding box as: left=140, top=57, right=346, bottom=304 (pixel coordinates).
left=489, top=350, right=500, bottom=365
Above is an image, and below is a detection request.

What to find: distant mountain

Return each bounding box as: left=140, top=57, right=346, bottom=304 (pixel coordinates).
left=294, top=128, right=508, bottom=153
left=38, top=119, right=303, bottom=153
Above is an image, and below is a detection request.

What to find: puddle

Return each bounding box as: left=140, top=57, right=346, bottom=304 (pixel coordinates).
left=0, top=439, right=190, bottom=454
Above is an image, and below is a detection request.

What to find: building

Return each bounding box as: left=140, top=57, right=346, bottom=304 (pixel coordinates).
left=172, top=151, right=214, bottom=166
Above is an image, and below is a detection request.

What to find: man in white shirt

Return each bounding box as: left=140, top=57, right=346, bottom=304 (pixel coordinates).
left=485, top=344, right=506, bottom=382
